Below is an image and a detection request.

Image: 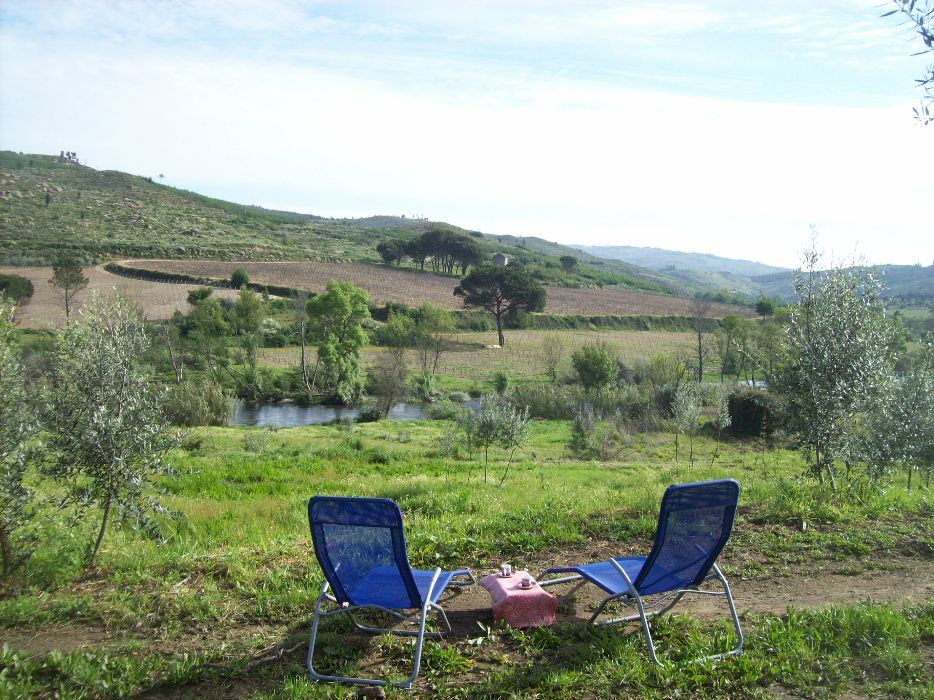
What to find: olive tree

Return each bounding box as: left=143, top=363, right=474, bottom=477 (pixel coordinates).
left=710, top=384, right=733, bottom=464
left=44, top=292, right=181, bottom=569
left=865, top=345, right=934, bottom=488
left=458, top=394, right=530, bottom=485
left=885, top=0, right=933, bottom=124
left=0, top=297, right=40, bottom=577
left=671, top=382, right=701, bottom=465
left=781, top=246, right=896, bottom=487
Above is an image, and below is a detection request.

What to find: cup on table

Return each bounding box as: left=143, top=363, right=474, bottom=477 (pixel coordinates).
left=500, top=563, right=513, bottom=577
left=521, top=574, right=534, bottom=589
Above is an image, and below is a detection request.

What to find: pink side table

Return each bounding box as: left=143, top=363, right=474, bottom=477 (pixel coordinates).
left=478, top=570, right=556, bottom=628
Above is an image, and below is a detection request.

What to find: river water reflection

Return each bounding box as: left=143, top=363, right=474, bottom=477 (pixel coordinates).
left=230, top=400, right=476, bottom=428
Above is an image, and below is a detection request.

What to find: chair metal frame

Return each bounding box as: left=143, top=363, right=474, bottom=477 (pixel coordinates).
left=539, top=479, right=744, bottom=667
left=305, top=496, right=475, bottom=689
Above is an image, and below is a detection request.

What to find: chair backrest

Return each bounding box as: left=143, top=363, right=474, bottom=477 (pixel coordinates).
left=308, top=496, right=422, bottom=608
left=633, top=479, right=739, bottom=596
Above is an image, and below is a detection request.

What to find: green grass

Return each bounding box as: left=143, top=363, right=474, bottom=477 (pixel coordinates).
left=1, top=421, right=931, bottom=697
left=3, top=603, right=931, bottom=698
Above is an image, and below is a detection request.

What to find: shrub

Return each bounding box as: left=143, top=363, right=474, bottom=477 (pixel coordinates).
left=428, top=400, right=461, bottom=421
left=260, top=318, right=288, bottom=347
left=356, top=403, right=384, bottom=423
left=446, top=391, right=471, bottom=403
left=454, top=310, right=493, bottom=331
left=510, top=384, right=575, bottom=420
left=729, top=387, right=784, bottom=437
left=412, top=372, right=439, bottom=402
left=568, top=404, right=598, bottom=458
left=572, top=342, right=618, bottom=391
left=164, top=380, right=230, bottom=426
left=490, top=370, right=509, bottom=395
left=242, top=428, right=271, bottom=454
left=230, top=268, right=250, bottom=288
left=0, top=274, right=34, bottom=303
left=567, top=404, right=628, bottom=460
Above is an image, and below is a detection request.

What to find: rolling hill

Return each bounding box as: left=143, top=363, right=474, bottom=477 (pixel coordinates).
left=4, top=151, right=929, bottom=305
left=0, top=151, right=672, bottom=295
left=580, top=244, right=934, bottom=303
left=576, top=245, right=788, bottom=277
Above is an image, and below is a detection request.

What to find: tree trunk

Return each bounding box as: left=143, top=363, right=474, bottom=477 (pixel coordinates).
left=299, top=318, right=314, bottom=396
left=495, top=314, right=505, bottom=347
left=0, top=528, right=12, bottom=579
left=710, top=430, right=722, bottom=465
left=161, top=326, right=183, bottom=384
left=87, top=497, right=112, bottom=570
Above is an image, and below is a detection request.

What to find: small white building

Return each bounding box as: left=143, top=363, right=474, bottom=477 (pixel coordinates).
left=492, top=252, right=509, bottom=267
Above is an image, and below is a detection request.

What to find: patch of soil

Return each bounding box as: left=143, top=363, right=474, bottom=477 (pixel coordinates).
left=445, top=549, right=934, bottom=625
left=1, top=624, right=112, bottom=656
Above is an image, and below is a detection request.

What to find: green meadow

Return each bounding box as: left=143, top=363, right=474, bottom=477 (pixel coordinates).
left=2, top=420, right=932, bottom=698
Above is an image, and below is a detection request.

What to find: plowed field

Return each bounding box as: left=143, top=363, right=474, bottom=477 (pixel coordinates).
left=119, top=259, right=753, bottom=317
left=0, top=265, right=239, bottom=328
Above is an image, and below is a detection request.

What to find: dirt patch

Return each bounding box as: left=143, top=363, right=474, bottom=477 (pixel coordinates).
left=6, top=552, right=931, bottom=658
left=1, top=624, right=112, bottom=656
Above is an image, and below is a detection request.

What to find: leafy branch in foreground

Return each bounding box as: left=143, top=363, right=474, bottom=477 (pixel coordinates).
left=885, top=0, right=934, bottom=124
left=44, top=292, right=181, bottom=569
left=0, top=296, right=41, bottom=578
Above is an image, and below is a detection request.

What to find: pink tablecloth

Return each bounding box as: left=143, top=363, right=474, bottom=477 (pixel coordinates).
left=478, top=571, right=556, bottom=628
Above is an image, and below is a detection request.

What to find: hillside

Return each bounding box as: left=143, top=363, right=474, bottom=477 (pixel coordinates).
left=577, top=244, right=788, bottom=277
left=0, top=151, right=672, bottom=294
left=750, top=265, right=934, bottom=302
left=581, top=241, right=934, bottom=303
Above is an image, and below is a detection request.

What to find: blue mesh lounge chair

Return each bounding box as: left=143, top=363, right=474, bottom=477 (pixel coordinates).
left=306, top=496, right=475, bottom=689
left=539, top=479, right=743, bottom=666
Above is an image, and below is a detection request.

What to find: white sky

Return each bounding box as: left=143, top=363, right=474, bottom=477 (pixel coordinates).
left=1, top=0, right=932, bottom=268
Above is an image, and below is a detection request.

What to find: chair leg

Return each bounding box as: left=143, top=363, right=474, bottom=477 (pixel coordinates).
left=307, top=569, right=443, bottom=689
left=708, top=563, right=744, bottom=660
left=626, top=564, right=744, bottom=667
left=400, top=567, right=441, bottom=689
left=630, top=586, right=665, bottom=667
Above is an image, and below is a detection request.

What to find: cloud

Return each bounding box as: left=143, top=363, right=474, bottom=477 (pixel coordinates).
left=1, top=1, right=932, bottom=268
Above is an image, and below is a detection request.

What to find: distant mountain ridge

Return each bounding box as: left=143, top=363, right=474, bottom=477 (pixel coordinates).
left=576, top=245, right=789, bottom=277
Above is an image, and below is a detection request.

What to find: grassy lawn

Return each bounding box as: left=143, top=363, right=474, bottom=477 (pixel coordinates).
left=1, top=421, right=932, bottom=698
